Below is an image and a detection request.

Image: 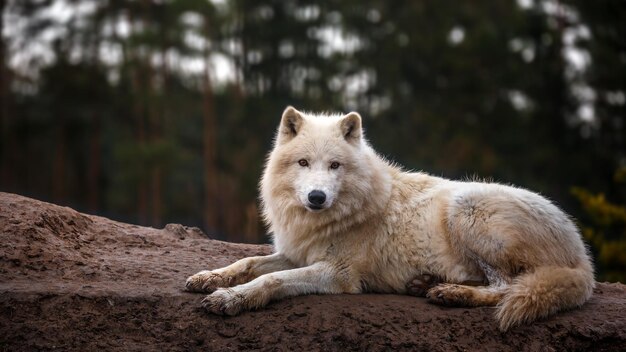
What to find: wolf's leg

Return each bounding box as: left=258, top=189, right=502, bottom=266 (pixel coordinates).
left=426, top=283, right=507, bottom=307
left=426, top=258, right=509, bottom=307
left=406, top=274, right=488, bottom=297
left=185, top=253, right=295, bottom=293
left=421, top=257, right=511, bottom=307
left=201, top=261, right=357, bottom=315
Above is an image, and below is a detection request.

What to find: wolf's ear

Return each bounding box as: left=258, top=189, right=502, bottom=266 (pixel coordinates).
left=340, top=112, right=362, bottom=143
left=277, top=106, right=303, bottom=144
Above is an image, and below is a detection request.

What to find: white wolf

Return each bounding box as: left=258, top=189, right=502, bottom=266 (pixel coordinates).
left=186, top=106, right=594, bottom=331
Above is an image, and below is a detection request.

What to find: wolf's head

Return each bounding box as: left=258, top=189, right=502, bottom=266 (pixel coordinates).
left=261, top=106, right=391, bottom=229
left=275, top=106, right=364, bottom=212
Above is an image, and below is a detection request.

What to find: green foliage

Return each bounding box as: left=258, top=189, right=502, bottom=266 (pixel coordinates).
left=572, top=167, right=626, bottom=282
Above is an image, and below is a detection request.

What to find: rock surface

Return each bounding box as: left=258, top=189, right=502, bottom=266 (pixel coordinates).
left=0, top=192, right=625, bottom=351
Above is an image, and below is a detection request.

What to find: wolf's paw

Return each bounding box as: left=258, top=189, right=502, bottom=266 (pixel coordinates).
left=406, top=274, right=442, bottom=297
left=202, top=288, right=246, bottom=316
left=426, top=284, right=471, bottom=307
left=185, top=270, right=229, bottom=293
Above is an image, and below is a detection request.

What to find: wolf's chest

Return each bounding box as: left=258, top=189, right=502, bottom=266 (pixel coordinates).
left=273, top=231, right=331, bottom=267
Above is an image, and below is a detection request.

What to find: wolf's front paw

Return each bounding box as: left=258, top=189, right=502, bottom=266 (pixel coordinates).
left=185, top=270, right=229, bottom=293
left=202, top=288, right=246, bottom=316
left=426, top=283, right=471, bottom=307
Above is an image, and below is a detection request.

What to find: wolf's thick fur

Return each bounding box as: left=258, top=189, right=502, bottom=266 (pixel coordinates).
left=186, top=107, right=594, bottom=331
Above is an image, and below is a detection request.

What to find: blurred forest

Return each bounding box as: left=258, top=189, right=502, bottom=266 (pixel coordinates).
left=0, top=1, right=624, bottom=280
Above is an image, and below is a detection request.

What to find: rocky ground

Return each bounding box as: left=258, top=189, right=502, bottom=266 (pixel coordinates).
left=0, top=192, right=625, bottom=351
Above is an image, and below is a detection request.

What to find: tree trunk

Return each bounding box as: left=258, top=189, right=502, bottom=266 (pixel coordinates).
left=0, top=0, right=12, bottom=189
left=149, top=75, right=163, bottom=228
left=131, top=65, right=148, bottom=225
left=202, top=54, right=219, bottom=236
left=86, top=10, right=104, bottom=214
left=127, top=8, right=149, bottom=225
left=150, top=165, right=162, bottom=227
left=149, top=47, right=169, bottom=228
left=87, top=112, right=101, bottom=212
left=52, top=126, right=67, bottom=203
left=244, top=201, right=259, bottom=243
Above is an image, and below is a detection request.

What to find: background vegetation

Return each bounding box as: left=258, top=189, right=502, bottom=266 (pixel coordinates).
left=1, top=0, right=624, bottom=281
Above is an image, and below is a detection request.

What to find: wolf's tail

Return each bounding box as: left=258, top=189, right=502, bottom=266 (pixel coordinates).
left=495, top=262, right=595, bottom=331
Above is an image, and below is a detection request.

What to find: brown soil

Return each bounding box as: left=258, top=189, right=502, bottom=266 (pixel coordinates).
left=1, top=192, right=625, bottom=351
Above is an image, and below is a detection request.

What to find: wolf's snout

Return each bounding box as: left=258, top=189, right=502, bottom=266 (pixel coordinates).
left=308, top=190, right=326, bottom=206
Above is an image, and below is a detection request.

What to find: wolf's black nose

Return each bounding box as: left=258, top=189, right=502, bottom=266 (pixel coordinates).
left=308, top=190, right=326, bottom=205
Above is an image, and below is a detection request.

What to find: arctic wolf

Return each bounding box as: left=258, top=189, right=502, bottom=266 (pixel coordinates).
left=186, top=106, right=594, bottom=331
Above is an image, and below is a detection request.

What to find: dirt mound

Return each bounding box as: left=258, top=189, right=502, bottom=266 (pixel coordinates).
left=1, top=192, right=625, bottom=351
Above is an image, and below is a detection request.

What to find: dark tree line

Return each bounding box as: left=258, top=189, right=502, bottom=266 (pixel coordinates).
left=0, top=1, right=624, bottom=278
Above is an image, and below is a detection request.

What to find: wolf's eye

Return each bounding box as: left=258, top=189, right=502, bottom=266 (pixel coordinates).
left=330, top=161, right=341, bottom=170
left=298, top=159, right=309, bottom=167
